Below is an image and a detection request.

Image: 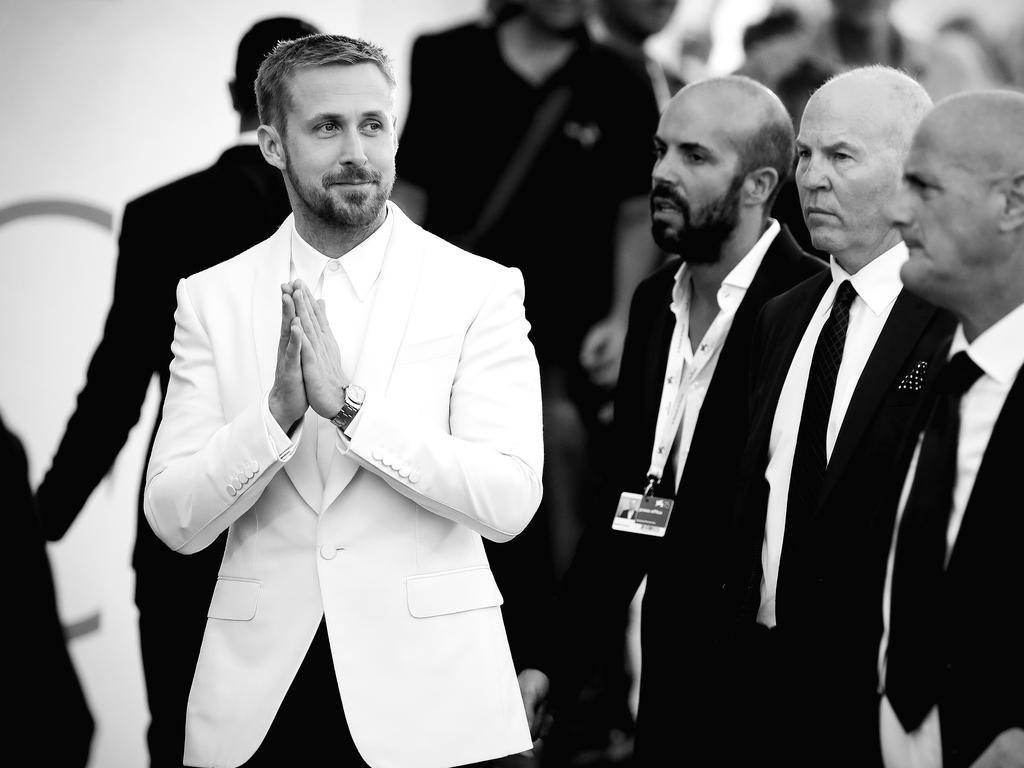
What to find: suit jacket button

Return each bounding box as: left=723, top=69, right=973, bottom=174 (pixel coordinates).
left=227, top=485, right=237, bottom=497
left=409, top=470, right=421, bottom=484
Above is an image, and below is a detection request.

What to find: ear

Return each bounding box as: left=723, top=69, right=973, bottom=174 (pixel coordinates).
left=996, top=170, right=1024, bottom=233
left=258, top=124, right=287, bottom=171
left=743, top=166, right=780, bottom=208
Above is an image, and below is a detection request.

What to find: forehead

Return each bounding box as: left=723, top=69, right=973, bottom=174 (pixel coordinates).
left=285, top=62, right=393, bottom=117
left=658, top=89, right=742, bottom=158
left=797, top=84, right=892, bottom=150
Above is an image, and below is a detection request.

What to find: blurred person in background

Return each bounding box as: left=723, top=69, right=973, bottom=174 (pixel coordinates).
left=7, top=411, right=94, bottom=768
left=588, top=0, right=685, bottom=108
left=391, top=0, right=662, bottom=689
left=34, top=16, right=319, bottom=766
left=738, top=0, right=972, bottom=102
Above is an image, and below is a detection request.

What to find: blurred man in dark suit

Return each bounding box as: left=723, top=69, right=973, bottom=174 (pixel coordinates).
left=6, top=411, right=94, bottom=767
left=879, top=89, right=1024, bottom=768
left=34, top=16, right=319, bottom=766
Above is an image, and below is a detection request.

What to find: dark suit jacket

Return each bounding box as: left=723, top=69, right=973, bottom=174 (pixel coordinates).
left=885, top=348, right=1024, bottom=768
left=727, top=270, right=957, bottom=765
left=537, top=225, right=824, bottom=766
left=4, top=412, right=93, bottom=767
left=34, top=144, right=290, bottom=765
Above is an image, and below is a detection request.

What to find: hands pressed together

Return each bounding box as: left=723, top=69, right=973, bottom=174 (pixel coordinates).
left=268, top=279, right=348, bottom=433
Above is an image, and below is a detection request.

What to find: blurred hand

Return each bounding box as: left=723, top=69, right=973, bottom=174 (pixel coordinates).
left=268, top=285, right=307, bottom=432
left=969, top=729, right=1024, bottom=768
left=518, top=668, right=553, bottom=743
left=579, top=315, right=628, bottom=389
left=290, top=279, right=348, bottom=418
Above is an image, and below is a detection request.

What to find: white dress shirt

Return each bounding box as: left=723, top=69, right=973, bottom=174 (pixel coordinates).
left=877, top=301, right=1024, bottom=768
left=261, top=210, right=391, bottom=483
left=758, top=242, right=907, bottom=627
left=654, top=219, right=780, bottom=489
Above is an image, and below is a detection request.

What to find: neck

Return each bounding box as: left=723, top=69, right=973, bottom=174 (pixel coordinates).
left=960, top=268, right=1024, bottom=343
left=833, top=15, right=895, bottom=65
left=688, top=214, right=768, bottom=301
left=291, top=205, right=386, bottom=260
left=834, top=229, right=902, bottom=275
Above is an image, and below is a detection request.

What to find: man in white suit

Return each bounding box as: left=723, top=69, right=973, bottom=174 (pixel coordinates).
left=144, top=33, right=543, bottom=768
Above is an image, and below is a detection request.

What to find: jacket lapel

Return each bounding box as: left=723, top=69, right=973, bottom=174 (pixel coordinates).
left=252, top=215, right=324, bottom=512
left=321, top=203, right=425, bottom=510
left=820, top=289, right=937, bottom=506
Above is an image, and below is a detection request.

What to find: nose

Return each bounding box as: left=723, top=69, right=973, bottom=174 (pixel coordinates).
left=337, top=125, right=368, bottom=166
left=652, top=152, right=676, bottom=188
left=796, top=151, right=830, bottom=192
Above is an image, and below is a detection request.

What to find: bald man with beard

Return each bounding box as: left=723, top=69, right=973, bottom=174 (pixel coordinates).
left=725, top=66, right=957, bottom=767
left=879, top=90, right=1024, bottom=768
left=517, top=75, right=824, bottom=768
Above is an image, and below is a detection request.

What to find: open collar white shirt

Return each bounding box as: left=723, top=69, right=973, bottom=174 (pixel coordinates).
left=877, top=301, right=1024, bottom=768
left=758, top=241, right=907, bottom=627
left=652, top=219, right=779, bottom=491
left=262, top=211, right=391, bottom=480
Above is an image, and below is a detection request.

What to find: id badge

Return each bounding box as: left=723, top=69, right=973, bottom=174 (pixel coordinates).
left=611, top=491, right=674, bottom=537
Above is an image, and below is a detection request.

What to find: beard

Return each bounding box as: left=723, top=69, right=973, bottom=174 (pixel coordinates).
left=285, top=155, right=393, bottom=230
left=650, top=175, right=744, bottom=263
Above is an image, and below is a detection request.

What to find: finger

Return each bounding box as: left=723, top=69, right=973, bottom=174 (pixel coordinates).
left=284, top=318, right=302, bottom=369
left=313, top=296, right=331, bottom=331
left=292, top=284, right=319, bottom=342
left=278, top=292, right=294, bottom=357
left=282, top=292, right=296, bottom=322
left=301, top=282, right=323, bottom=335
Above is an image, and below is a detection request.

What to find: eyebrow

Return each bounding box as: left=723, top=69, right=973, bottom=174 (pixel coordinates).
left=654, top=136, right=714, bottom=156
left=306, top=109, right=390, bottom=123
left=797, top=139, right=860, bottom=154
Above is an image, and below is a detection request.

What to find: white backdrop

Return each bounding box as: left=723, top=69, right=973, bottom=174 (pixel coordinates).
left=0, top=0, right=1019, bottom=765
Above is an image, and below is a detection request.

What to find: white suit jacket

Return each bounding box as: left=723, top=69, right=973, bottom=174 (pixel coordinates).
left=144, top=203, right=543, bottom=768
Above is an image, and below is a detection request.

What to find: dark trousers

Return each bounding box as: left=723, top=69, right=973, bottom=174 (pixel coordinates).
left=240, top=621, right=367, bottom=768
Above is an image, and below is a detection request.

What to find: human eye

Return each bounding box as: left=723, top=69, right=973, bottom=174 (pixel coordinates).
left=361, top=118, right=385, bottom=135
left=317, top=121, right=339, bottom=136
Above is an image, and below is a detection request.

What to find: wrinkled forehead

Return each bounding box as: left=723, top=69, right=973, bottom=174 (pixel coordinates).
left=798, top=87, right=901, bottom=152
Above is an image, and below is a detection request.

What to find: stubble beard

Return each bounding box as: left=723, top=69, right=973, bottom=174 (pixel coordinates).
left=286, top=158, right=393, bottom=231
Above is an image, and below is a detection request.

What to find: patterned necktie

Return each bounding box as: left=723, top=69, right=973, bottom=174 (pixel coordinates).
left=885, top=351, right=984, bottom=732
left=786, top=281, right=858, bottom=524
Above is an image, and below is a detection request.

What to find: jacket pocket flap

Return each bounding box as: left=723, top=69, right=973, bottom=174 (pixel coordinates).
left=207, top=577, right=261, bottom=621
left=406, top=566, right=503, bottom=618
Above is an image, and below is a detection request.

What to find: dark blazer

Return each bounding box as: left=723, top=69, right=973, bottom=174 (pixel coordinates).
left=886, top=348, right=1024, bottom=768
left=5, top=412, right=94, bottom=767
left=539, top=225, right=824, bottom=766
left=727, top=269, right=957, bottom=766
left=35, top=144, right=290, bottom=766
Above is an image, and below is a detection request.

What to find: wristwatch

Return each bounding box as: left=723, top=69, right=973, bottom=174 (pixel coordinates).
left=330, top=384, right=365, bottom=433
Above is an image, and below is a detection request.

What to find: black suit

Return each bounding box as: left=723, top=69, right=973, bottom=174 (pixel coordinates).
left=727, top=270, right=956, bottom=766
left=537, top=226, right=824, bottom=766
left=35, top=144, right=290, bottom=767
left=884, top=346, right=1024, bottom=768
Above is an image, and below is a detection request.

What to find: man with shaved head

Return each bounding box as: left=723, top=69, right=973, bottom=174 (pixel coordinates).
left=878, top=90, right=1024, bottom=768
left=725, top=65, right=956, bottom=766
left=516, top=75, right=824, bottom=766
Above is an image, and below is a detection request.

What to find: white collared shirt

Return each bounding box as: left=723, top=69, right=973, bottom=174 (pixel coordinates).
left=262, top=210, right=392, bottom=474
left=758, top=241, right=908, bottom=627
left=651, top=219, right=780, bottom=490
left=877, top=301, right=1024, bottom=768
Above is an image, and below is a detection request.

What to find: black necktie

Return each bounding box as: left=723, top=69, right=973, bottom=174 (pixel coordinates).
left=787, top=281, right=858, bottom=525
left=775, top=280, right=857, bottom=620
left=885, top=351, right=984, bottom=732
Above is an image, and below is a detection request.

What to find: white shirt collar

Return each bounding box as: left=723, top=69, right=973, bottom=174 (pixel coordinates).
left=827, top=241, right=907, bottom=317
left=950, top=301, right=1024, bottom=385
left=672, top=218, right=781, bottom=311
left=290, top=208, right=392, bottom=302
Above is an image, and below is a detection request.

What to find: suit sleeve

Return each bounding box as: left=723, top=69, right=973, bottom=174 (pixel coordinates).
left=35, top=201, right=164, bottom=540
left=340, top=266, right=544, bottom=543
left=143, top=277, right=301, bottom=554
